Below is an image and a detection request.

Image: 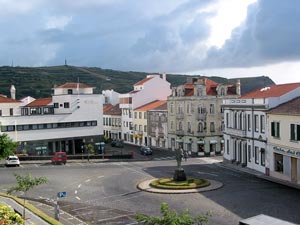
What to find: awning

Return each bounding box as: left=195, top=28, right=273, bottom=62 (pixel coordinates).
left=197, top=141, right=205, bottom=144
left=210, top=140, right=217, bottom=144
left=176, top=139, right=183, bottom=143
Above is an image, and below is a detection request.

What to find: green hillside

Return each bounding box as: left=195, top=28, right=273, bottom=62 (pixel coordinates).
left=0, top=65, right=275, bottom=99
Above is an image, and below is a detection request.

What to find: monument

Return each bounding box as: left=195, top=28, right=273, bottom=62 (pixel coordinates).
left=173, top=148, right=187, bottom=181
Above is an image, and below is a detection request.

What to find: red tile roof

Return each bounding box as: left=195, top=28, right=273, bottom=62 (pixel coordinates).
left=56, top=82, right=95, bottom=89
left=130, top=90, right=140, bottom=94
left=25, top=98, right=52, bottom=107
left=134, top=77, right=154, bottom=86
left=0, top=95, right=21, bottom=103
left=268, top=97, right=300, bottom=115
left=103, top=104, right=121, bottom=115
left=135, top=100, right=167, bottom=111
left=241, top=83, right=300, bottom=99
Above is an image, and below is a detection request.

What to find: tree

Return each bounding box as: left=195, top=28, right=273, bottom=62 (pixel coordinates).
left=136, top=202, right=211, bottom=225
left=7, top=173, right=48, bottom=224
left=0, top=134, right=17, bottom=159
left=0, top=203, right=24, bottom=224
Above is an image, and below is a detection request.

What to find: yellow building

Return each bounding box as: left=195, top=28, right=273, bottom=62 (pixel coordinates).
left=268, top=97, right=300, bottom=184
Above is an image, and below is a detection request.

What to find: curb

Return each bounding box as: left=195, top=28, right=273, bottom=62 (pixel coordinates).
left=137, top=178, right=223, bottom=194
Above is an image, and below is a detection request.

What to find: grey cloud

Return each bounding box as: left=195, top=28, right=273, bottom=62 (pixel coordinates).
left=201, top=0, right=300, bottom=69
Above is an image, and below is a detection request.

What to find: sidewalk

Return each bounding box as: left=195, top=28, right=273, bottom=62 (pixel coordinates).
left=218, top=161, right=300, bottom=190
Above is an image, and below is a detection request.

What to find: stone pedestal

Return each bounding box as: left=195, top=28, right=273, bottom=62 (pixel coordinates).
left=173, top=168, right=187, bottom=181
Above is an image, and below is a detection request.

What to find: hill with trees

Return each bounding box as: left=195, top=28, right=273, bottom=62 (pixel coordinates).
left=0, top=65, right=275, bottom=99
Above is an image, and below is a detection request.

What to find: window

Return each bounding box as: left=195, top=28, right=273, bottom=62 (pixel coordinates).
left=255, top=147, right=259, bottom=164
left=170, top=104, right=174, bottom=114
left=9, top=108, right=13, bottom=116
left=187, top=103, right=190, bottom=114
left=254, top=115, right=259, bottom=132
left=226, top=140, right=229, bottom=154
left=247, top=114, right=251, bottom=131
left=54, top=103, right=59, bottom=108
left=178, top=121, right=183, bottom=130
left=178, top=104, right=183, bottom=114
left=0, top=110, right=2, bottom=116
left=64, top=102, right=70, bottom=108
left=226, top=113, right=229, bottom=128
left=210, top=122, right=215, bottom=132
left=196, top=88, right=202, bottom=96
left=239, top=113, right=243, bottom=130
left=209, top=104, right=215, bottom=114
left=144, top=112, right=147, bottom=119
left=234, top=112, right=237, bottom=129
left=274, top=153, right=283, bottom=172
left=134, top=112, right=137, bottom=119
left=260, top=148, right=265, bottom=166
left=187, top=122, right=191, bottom=133
left=139, top=125, right=142, bottom=131
left=248, top=145, right=251, bottom=162
left=139, top=112, right=142, bottom=119
left=67, top=89, right=73, bottom=94
left=171, top=121, right=174, bottom=130
left=198, top=122, right=203, bottom=132
left=290, top=124, right=300, bottom=141
left=144, top=125, right=147, bottom=132
left=271, top=121, right=280, bottom=138
left=260, top=115, right=265, bottom=133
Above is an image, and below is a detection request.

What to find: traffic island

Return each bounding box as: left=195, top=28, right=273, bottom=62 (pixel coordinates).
left=137, top=178, right=223, bottom=194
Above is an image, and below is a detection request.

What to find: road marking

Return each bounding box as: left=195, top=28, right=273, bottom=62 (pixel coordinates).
left=34, top=164, right=38, bottom=167
left=75, top=190, right=77, bottom=194
left=78, top=184, right=82, bottom=188
left=197, top=171, right=218, bottom=177
left=98, top=175, right=104, bottom=179
left=75, top=196, right=81, bottom=201
left=85, top=179, right=91, bottom=183
left=20, top=165, right=24, bottom=168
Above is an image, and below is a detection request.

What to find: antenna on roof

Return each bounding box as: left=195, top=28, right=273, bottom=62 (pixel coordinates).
left=11, top=60, right=14, bottom=67
left=65, top=58, right=67, bottom=66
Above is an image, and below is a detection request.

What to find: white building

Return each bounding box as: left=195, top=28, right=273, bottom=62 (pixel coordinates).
left=223, top=83, right=300, bottom=174
left=0, top=83, right=104, bottom=156
left=102, top=89, right=120, bottom=105
left=119, top=74, right=171, bottom=144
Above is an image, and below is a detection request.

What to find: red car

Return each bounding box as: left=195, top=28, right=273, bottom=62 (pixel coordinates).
left=51, top=152, right=67, bottom=165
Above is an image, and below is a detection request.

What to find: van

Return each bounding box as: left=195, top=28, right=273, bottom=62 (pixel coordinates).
left=51, top=152, right=67, bottom=165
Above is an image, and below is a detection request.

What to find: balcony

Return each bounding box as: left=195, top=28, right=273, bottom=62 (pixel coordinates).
left=138, top=131, right=143, bottom=135
left=176, top=130, right=184, bottom=136
left=226, top=127, right=247, bottom=137
left=176, top=113, right=184, bottom=119
left=197, top=113, right=207, bottom=120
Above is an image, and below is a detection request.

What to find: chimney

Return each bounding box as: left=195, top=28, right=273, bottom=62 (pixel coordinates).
left=236, top=79, right=241, bottom=96
left=162, top=73, right=166, bottom=81
left=10, top=85, right=16, bottom=100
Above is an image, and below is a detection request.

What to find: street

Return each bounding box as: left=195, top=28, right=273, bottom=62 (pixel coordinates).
left=0, top=153, right=300, bottom=225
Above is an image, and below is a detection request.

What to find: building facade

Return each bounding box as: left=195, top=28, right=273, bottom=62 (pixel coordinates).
left=223, top=83, right=300, bottom=174
left=147, top=101, right=168, bottom=149
left=167, top=77, right=240, bottom=156
left=267, top=97, right=300, bottom=184
left=103, top=104, right=122, bottom=141
left=0, top=83, right=104, bottom=156
left=119, top=74, right=171, bottom=144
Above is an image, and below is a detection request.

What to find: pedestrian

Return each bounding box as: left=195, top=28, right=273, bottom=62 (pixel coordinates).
left=183, top=150, right=188, bottom=161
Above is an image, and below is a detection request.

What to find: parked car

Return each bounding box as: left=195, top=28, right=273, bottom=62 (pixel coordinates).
left=5, top=156, right=20, bottom=167
left=51, top=152, right=67, bottom=165
left=111, top=140, right=124, bottom=148
left=140, top=146, right=153, bottom=155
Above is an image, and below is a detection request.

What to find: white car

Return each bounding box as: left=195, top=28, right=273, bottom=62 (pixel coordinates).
left=5, top=156, right=20, bottom=167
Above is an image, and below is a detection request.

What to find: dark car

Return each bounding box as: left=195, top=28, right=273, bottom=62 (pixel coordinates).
left=111, top=140, right=124, bottom=148
left=140, top=146, right=152, bottom=155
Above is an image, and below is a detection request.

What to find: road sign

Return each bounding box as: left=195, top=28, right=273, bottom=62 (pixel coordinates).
left=57, top=191, right=67, bottom=198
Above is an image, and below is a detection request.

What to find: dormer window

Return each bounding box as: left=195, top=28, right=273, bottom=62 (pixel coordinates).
left=197, top=88, right=202, bottom=96
left=220, top=88, right=225, bottom=96
left=68, top=89, right=73, bottom=94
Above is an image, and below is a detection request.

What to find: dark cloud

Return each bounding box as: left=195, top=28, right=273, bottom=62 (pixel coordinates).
left=201, top=0, right=300, bottom=68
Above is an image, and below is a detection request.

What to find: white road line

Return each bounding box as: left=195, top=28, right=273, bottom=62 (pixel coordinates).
left=85, top=179, right=91, bottom=183
left=34, top=164, right=38, bottom=167
left=75, top=196, right=81, bottom=201
left=197, top=171, right=218, bottom=177
left=75, top=190, right=77, bottom=194
left=78, top=184, right=82, bottom=188
left=20, top=165, right=24, bottom=168
left=97, top=175, right=104, bottom=179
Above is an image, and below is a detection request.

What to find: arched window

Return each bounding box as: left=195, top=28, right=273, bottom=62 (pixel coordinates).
left=179, top=121, right=183, bottom=130
left=198, top=122, right=204, bottom=132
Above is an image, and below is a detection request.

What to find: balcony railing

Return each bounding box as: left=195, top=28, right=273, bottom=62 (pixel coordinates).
left=176, top=130, right=184, bottom=135
left=176, top=113, right=184, bottom=119
left=225, top=127, right=247, bottom=137
left=197, top=113, right=207, bottom=120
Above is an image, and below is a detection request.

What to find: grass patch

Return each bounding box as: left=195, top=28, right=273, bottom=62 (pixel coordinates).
left=150, top=177, right=210, bottom=190
left=0, top=192, right=63, bottom=225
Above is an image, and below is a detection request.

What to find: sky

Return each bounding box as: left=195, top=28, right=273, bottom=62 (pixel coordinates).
left=0, top=0, right=299, bottom=84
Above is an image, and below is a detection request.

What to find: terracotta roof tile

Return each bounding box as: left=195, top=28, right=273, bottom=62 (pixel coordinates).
left=268, top=97, right=300, bottom=115
left=56, top=82, right=95, bottom=89
left=103, top=104, right=121, bottom=115
left=135, top=100, right=167, bottom=111
left=0, top=95, right=21, bottom=103
left=241, top=83, right=300, bottom=99
left=130, top=90, right=140, bottom=94
left=25, top=98, right=52, bottom=107
left=134, top=77, right=154, bottom=86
